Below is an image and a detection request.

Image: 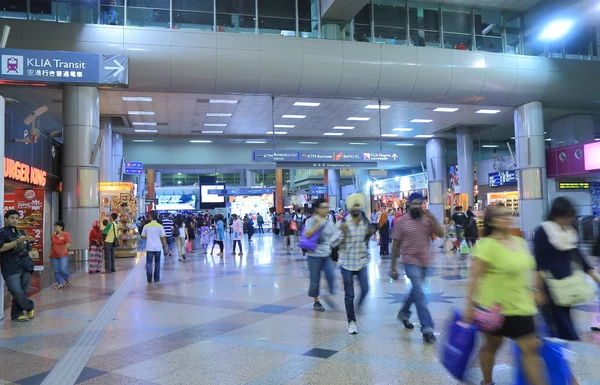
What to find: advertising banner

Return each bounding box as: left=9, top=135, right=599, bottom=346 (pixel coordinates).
left=14, top=188, right=45, bottom=265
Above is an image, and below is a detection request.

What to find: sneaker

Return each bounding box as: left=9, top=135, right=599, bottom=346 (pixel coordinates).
left=13, top=315, right=28, bottom=322
left=402, top=320, right=415, bottom=329
left=313, top=301, right=325, bottom=312
left=147, top=276, right=152, bottom=283
left=423, top=332, right=437, bottom=344
left=238, top=252, right=243, bottom=256
left=347, top=321, right=358, bottom=334
left=27, top=309, right=35, bottom=319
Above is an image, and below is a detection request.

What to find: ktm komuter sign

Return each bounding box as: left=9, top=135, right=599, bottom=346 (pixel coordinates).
left=4, top=157, right=47, bottom=187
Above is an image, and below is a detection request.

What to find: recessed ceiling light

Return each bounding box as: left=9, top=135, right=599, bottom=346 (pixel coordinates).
left=134, top=129, right=158, bottom=133
left=511, top=137, right=516, bottom=140
left=415, top=134, right=434, bottom=138
left=204, top=123, right=227, bottom=127
left=209, top=99, right=238, bottom=104
left=282, top=115, right=306, bottom=119
left=434, top=108, right=459, bottom=112
left=299, top=141, right=319, bottom=145
left=132, top=122, right=157, bottom=126
left=381, top=134, right=400, bottom=137
left=274, top=124, right=295, bottom=128
left=323, top=133, right=344, bottom=136
left=128, top=111, right=155, bottom=115
left=396, top=143, right=414, bottom=146
left=410, top=119, right=433, bottom=123
left=482, top=145, right=499, bottom=148
left=333, top=126, right=355, bottom=130
left=294, top=102, right=321, bottom=107
left=132, top=139, right=154, bottom=143
left=545, top=138, right=551, bottom=141
left=206, top=113, right=232, bottom=117
left=246, top=140, right=267, bottom=144
left=595, top=138, right=600, bottom=141
left=122, top=96, right=152, bottom=102
left=201, top=130, right=224, bottom=134
left=365, top=104, right=391, bottom=110
left=476, top=109, right=501, bottom=114
left=349, top=142, right=367, bottom=145
left=347, top=117, right=370, bottom=121
left=190, top=140, right=213, bottom=143
left=393, top=128, right=413, bottom=132
left=266, top=131, right=287, bottom=135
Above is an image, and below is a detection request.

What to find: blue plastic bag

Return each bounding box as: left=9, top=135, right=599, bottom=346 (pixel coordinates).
left=514, top=339, right=572, bottom=385
left=439, top=308, right=478, bottom=380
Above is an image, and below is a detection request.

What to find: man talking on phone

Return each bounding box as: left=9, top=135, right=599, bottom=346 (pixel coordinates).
left=390, top=193, right=444, bottom=344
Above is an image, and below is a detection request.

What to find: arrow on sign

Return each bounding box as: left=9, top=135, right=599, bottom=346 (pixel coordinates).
left=104, top=59, right=125, bottom=77
left=392, top=153, right=398, bottom=160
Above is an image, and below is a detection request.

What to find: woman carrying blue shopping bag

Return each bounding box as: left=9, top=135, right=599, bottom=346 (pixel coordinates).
left=464, top=205, right=547, bottom=385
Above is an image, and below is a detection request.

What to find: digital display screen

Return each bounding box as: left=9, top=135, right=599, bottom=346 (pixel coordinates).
left=558, top=182, right=590, bottom=190
left=156, top=194, right=196, bottom=211
left=488, top=170, right=518, bottom=187
left=201, top=185, right=225, bottom=203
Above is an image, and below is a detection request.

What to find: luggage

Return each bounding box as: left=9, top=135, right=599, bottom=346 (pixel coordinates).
left=439, top=308, right=477, bottom=380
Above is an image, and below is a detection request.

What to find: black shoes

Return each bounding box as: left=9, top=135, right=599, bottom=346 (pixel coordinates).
left=423, top=332, right=437, bottom=344
left=403, top=320, right=415, bottom=329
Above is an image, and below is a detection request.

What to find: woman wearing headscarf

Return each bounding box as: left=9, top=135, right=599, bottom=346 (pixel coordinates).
left=89, top=221, right=103, bottom=273
left=379, top=211, right=390, bottom=256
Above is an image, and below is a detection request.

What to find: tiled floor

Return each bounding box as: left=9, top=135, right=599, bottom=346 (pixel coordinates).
left=3, top=233, right=600, bottom=384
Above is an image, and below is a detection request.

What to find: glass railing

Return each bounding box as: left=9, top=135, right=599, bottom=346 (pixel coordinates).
left=1, top=0, right=597, bottom=61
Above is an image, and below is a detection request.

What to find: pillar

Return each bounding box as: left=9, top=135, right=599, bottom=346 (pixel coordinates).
left=328, top=169, right=341, bottom=210
left=246, top=170, right=256, bottom=187
left=137, top=173, right=146, bottom=216
left=155, top=170, right=162, bottom=188
left=514, top=101, right=547, bottom=236
left=239, top=170, right=246, bottom=187
left=324, top=169, right=329, bottom=201
left=275, top=169, right=283, bottom=213
left=426, top=138, right=447, bottom=225
left=62, top=86, right=100, bottom=252
left=548, top=114, right=595, bottom=147
left=98, top=117, right=112, bottom=182
left=0, top=96, right=5, bottom=319
left=354, top=169, right=372, bottom=215
left=322, top=23, right=342, bottom=40
left=112, top=133, right=123, bottom=182
left=147, top=169, right=156, bottom=200
left=456, top=127, right=474, bottom=208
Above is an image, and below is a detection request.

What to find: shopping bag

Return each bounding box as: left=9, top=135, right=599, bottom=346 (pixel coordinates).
left=514, top=339, right=572, bottom=385
left=299, top=226, right=321, bottom=251
left=290, top=221, right=298, bottom=231
left=185, top=240, right=192, bottom=254
left=459, top=239, right=470, bottom=255
left=439, top=308, right=477, bottom=380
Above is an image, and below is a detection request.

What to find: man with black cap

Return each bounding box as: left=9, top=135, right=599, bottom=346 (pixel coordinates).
left=0, top=210, right=36, bottom=321
left=390, top=192, right=444, bottom=343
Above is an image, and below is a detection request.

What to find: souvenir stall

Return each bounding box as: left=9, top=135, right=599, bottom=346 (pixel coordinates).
left=98, top=182, right=140, bottom=258
left=372, top=173, right=428, bottom=212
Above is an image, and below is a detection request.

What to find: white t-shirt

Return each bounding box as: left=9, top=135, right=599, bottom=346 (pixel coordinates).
left=142, top=221, right=166, bottom=252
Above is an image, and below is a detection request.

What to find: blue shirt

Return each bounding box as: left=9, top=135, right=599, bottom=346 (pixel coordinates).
left=216, top=221, right=225, bottom=241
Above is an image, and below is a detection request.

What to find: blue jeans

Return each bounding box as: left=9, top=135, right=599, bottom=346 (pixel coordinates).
left=166, top=237, right=174, bottom=253
left=307, top=256, right=335, bottom=298
left=5, top=270, right=34, bottom=319
left=399, top=264, right=434, bottom=334
left=101, top=9, right=116, bottom=24
left=341, top=266, right=369, bottom=322
left=51, top=257, right=70, bottom=285
left=146, top=251, right=161, bottom=282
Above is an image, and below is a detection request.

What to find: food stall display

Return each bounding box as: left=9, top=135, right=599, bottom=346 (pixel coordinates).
left=487, top=191, right=519, bottom=216
left=99, top=182, right=139, bottom=258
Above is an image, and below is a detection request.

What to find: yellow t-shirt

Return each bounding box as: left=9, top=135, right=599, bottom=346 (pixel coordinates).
left=472, top=237, right=537, bottom=317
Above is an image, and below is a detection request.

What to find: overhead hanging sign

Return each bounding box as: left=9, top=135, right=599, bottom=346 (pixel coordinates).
left=207, top=188, right=273, bottom=196
left=488, top=170, right=518, bottom=187
left=0, top=48, right=129, bottom=86
left=309, top=186, right=328, bottom=195
left=124, top=161, right=143, bottom=175
left=253, top=150, right=400, bottom=163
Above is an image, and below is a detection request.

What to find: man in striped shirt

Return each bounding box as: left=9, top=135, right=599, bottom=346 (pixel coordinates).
left=161, top=215, right=174, bottom=257
left=391, top=192, right=444, bottom=344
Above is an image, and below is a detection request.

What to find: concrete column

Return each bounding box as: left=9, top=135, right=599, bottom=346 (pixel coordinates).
left=239, top=170, right=246, bottom=186
left=62, top=86, right=100, bottom=252
left=328, top=169, right=341, bottom=210
left=548, top=114, right=595, bottom=147
left=98, top=117, right=112, bottom=182
left=147, top=169, right=156, bottom=200
left=154, top=170, right=161, bottom=188
left=0, top=96, right=6, bottom=320
left=137, top=173, right=146, bottom=215
left=322, top=23, right=342, bottom=40
left=426, top=138, right=447, bottom=225
left=456, top=127, right=474, bottom=208
left=112, top=132, right=123, bottom=182
left=275, top=169, right=283, bottom=213
left=514, top=101, right=547, bottom=235
left=246, top=170, right=256, bottom=187
left=354, top=169, right=372, bottom=215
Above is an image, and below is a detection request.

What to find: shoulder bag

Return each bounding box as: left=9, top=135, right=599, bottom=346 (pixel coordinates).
left=112, top=223, right=120, bottom=247
left=542, top=250, right=596, bottom=307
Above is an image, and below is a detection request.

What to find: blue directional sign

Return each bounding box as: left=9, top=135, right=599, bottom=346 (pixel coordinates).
left=252, top=150, right=400, bottom=163
left=488, top=170, right=518, bottom=187
left=124, top=161, right=143, bottom=175
left=0, top=48, right=129, bottom=86
left=309, top=186, right=328, bottom=194
left=208, top=188, right=273, bottom=196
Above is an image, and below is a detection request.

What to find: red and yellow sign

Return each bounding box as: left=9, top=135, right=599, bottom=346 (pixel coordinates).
left=14, top=188, right=45, bottom=265
left=4, top=157, right=47, bottom=187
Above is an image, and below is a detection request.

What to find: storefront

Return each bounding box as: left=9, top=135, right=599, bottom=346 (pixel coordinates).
left=372, top=173, right=428, bottom=211
left=98, top=182, right=139, bottom=258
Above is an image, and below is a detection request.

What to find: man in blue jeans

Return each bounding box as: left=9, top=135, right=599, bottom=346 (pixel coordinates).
left=391, top=193, right=445, bottom=344
left=141, top=210, right=169, bottom=283
left=0, top=210, right=36, bottom=322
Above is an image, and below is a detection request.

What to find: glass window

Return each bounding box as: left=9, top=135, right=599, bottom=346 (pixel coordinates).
left=474, top=9, right=501, bottom=37
left=258, top=0, right=295, bottom=36
left=298, top=0, right=317, bottom=38
left=217, top=0, right=256, bottom=33
left=409, top=30, right=440, bottom=47
left=127, top=0, right=170, bottom=28
left=30, top=0, right=57, bottom=21
left=475, top=36, right=503, bottom=53
left=505, top=13, right=522, bottom=54
left=354, top=3, right=371, bottom=42
left=58, top=0, right=100, bottom=24
left=408, top=3, right=439, bottom=31
left=443, top=33, right=471, bottom=49
left=564, top=25, right=596, bottom=56
left=375, top=26, right=406, bottom=45
left=374, top=1, right=406, bottom=28
left=442, top=6, right=471, bottom=34
left=172, top=0, right=213, bottom=30
left=0, top=0, right=28, bottom=19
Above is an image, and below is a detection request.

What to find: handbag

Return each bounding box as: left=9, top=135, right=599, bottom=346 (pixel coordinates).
left=439, top=308, right=477, bottom=380
left=290, top=221, right=298, bottom=231
left=542, top=251, right=596, bottom=307
left=299, top=223, right=323, bottom=251
left=112, top=223, right=120, bottom=247
left=473, top=303, right=505, bottom=333
left=185, top=240, right=192, bottom=254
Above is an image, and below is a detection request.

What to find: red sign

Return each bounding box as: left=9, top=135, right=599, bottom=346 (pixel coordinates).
left=4, top=157, right=47, bottom=187
left=14, top=188, right=45, bottom=265
left=4, top=193, right=15, bottom=214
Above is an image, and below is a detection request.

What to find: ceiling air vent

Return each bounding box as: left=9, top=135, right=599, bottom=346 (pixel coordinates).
left=197, top=98, right=210, bottom=104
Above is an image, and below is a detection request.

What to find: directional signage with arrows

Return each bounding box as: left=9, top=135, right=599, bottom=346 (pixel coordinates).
left=0, top=48, right=129, bottom=86
left=253, top=150, right=400, bottom=163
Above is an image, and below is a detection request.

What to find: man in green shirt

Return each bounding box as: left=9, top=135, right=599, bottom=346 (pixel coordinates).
left=102, top=213, right=118, bottom=273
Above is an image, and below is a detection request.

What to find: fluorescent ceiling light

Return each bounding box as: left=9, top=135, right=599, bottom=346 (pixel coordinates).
left=595, top=138, right=600, bottom=141
left=266, top=131, right=287, bottom=135
left=410, top=119, right=433, bottom=123
left=246, top=140, right=267, bottom=144
left=511, top=137, right=516, bottom=140
left=201, top=130, right=224, bottom=134
left=209, top=99, right=238, bottom=104
left=365, top=104, right=391, bottom=110
left=190, top=140, right=213, bottom=143
left=415, top=134, right=434, bottom=138
left=299, top=141, right=319, bottom=145
left=540, top=20, right=574, bottom=41
left=122, top=96, right=152, bottom=102
left=282, top=115, right=306, bottom=119
left=274, top=124, right=295, bottom=128
left=132, top=122, right=157, bottom=126
left=381, top=134, right=399, bottom=137
left=128, top=111, right=155, bottom=115
left=396, top=143, right=414, bottom=146
left=132, top=140, right=154, bottom=143
left=206, top=113, right=232, bottom=117
left=434, top=108, right=459, bottom=112
left=134, top=129, right=158, bottom=133
left=393, top=128, right=413, bottom=132
left=204, top=123, right=227, bottom=127
left=294, top=102, right=321, bottom=107
left=323, top=133, right=344, bottom=136
left=347, top=117, right=370, bottom=121
left=349, top=142, right=367, bottom=145
left=545, top=138, right=551, bottom=142
left=333, top=126, right=355, bottom=130
left=482, top=145, right=499, bottom=148
left=476, top=109, right=501, bottom=114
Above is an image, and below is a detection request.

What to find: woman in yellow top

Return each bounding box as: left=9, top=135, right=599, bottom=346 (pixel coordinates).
left=464, top=205, right=546, bottom=385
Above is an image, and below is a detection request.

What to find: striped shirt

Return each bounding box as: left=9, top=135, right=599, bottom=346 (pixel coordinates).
left=162, top=218, right=173, bottom=238
left=331, top=216, right=369, bottom=271
left=392, top=215, right=434, bottom=267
